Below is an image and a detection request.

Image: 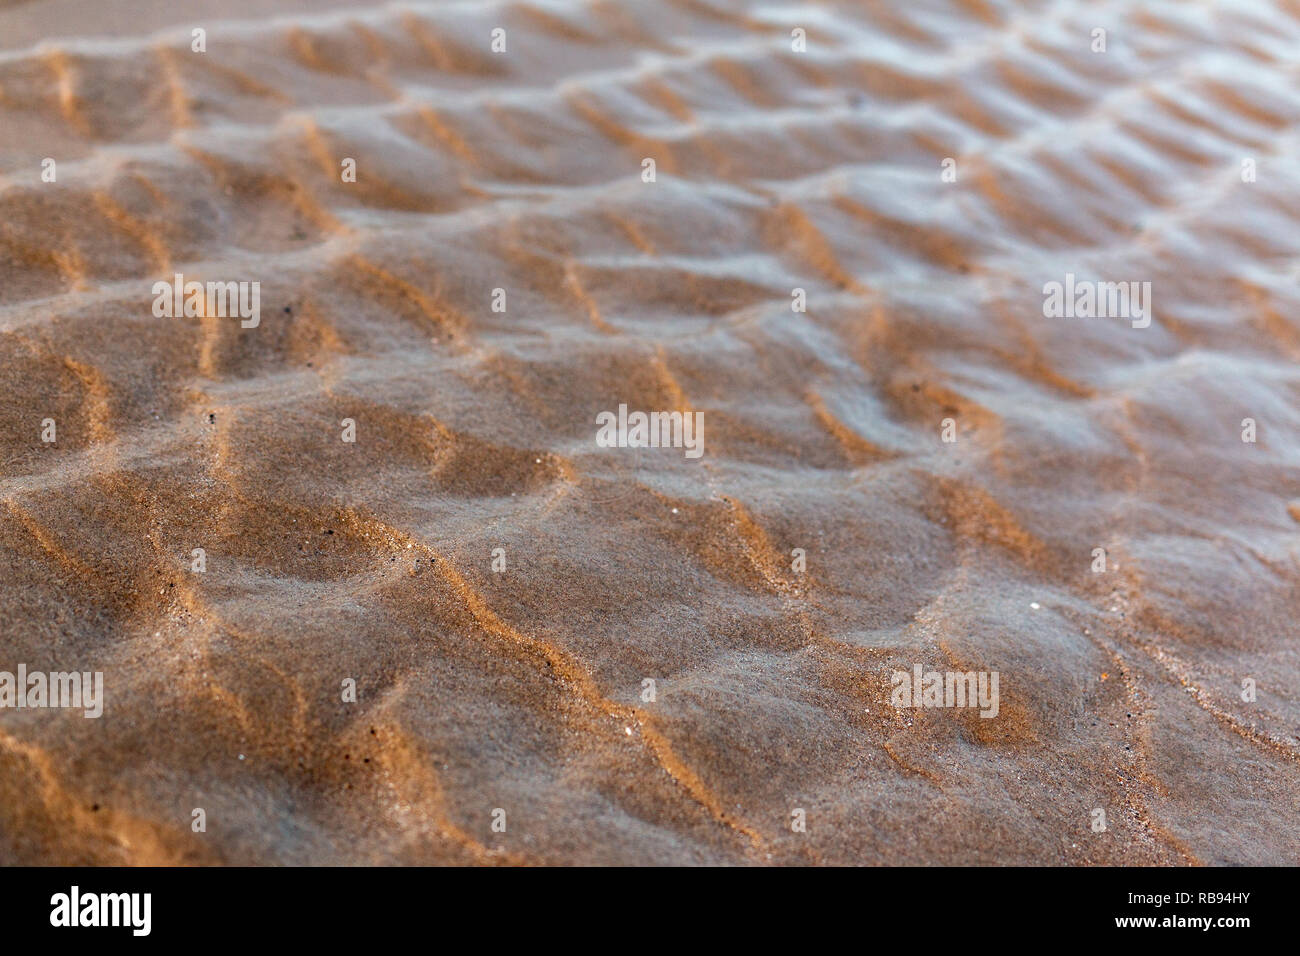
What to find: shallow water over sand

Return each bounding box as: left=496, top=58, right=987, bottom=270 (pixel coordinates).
left=0, top=0, right=1298, bottom=864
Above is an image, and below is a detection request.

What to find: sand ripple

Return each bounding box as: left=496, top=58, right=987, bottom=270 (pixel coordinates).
left=1, top=0, right=1299, bottom=864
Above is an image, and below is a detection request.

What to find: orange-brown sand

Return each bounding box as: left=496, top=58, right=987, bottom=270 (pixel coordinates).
left=1, top=0, right=1299, bottom=865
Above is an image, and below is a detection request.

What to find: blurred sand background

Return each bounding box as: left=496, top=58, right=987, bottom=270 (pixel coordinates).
left=1, top=0, right=1299, bottom=864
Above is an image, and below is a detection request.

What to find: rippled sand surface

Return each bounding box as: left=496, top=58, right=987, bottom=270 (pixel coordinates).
left=1, top=0, right=1299, bottom=865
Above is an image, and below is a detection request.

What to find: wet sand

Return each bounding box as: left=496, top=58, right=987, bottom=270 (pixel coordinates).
left=1, top=0, right=1298, bottom=865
